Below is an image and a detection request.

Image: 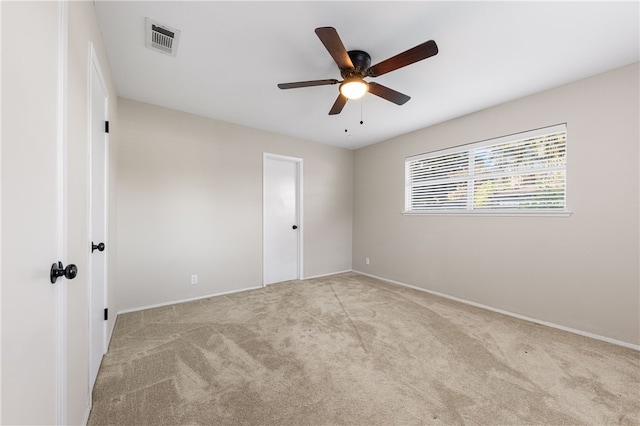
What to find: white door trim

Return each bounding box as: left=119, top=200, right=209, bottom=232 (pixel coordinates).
left=88, top=43, right=109, bottom=397
left=56, top=2, right=69, bottom=424
left=262, top=153, right=303, bottom=286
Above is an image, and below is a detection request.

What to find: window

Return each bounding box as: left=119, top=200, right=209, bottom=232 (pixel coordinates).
left=404, top=124, right=568, bottom=215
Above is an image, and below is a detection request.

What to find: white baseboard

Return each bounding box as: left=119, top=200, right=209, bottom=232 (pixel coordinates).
left=303, top=269, right=352, bottom=280
left=81, top=404, right=91, bottom=426
left=352, top=269, right=640, bottom=351
left=116, top=285, right=263, bottom=316
left=115, top=271, right=353, bottom=317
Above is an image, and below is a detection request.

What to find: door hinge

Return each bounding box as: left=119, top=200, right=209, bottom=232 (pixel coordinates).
left=105, top=121, right=109, bottom=133
left=104, top=308, right=108, bottom=321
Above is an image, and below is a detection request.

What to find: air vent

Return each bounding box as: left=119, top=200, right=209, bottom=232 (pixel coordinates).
left=145, top=18, right=180, bottom=57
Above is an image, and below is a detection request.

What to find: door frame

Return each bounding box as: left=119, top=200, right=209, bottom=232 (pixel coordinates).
left=56, top=2, right=69, bottom=423
left=262, top=153, right=303, bottom=286
left=88, top=43, right=109, bottom=394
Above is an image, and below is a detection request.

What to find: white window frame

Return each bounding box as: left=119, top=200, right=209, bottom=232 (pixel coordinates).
left=404, top=124, right=571, bottom=217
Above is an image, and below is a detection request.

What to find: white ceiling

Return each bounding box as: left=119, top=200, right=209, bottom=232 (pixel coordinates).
left=94, top=1, right=639, bottom=150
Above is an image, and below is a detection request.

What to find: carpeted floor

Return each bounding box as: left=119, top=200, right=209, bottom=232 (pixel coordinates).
left=88, top=272, right=639, bottom=425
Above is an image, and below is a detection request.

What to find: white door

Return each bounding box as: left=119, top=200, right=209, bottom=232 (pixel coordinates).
left=263, top=154, right=302, bottom=285
left=89, top=50, right=108, bottom=390
left=1, top=2, right=67, bottom=424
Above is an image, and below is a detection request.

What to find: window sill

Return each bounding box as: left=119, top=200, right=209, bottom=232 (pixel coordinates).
left=402, top=210, right=573, bottom=217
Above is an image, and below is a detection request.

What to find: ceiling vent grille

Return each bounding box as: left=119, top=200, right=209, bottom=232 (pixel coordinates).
left=145, top=18, right=180, bottom=57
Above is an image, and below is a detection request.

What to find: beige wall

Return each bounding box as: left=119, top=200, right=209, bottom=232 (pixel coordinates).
left=116, top=99, right=352, bottom=311
left=353, top=63, right=639, bottom=346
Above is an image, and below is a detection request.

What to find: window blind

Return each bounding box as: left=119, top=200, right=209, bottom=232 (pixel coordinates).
left=405, top=124, right=567, bottom=214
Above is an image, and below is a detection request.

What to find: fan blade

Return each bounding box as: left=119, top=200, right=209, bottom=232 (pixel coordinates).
left=368, top=82, right=411, bottom=105
left=367, top=40, right=438, bottom=77
left=278, top=79, right=339, bottom=89
left=329, top=94, right=348, bottom=115
left=315, top=27, right=354, bottom=70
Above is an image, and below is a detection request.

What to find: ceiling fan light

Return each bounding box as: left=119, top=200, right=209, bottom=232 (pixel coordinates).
left=340, top=79, right=368, bottom=100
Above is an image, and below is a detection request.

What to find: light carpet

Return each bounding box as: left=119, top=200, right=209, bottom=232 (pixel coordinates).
left=88, top=272, right=639, bottom=425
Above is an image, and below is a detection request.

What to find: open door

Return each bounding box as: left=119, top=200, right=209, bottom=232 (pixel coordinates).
left=1, top=2, right=68, bottom=424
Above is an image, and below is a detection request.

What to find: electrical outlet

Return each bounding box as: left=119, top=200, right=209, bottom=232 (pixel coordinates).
left=191, top=275, right=198, bottom=284
left=365, top=258, right=370, bottom=265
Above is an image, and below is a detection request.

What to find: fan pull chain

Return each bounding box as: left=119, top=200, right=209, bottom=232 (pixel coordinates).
left=344, top=101, right=364, bottom=136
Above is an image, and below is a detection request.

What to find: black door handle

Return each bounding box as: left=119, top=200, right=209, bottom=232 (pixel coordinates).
left=50, top=261, right=78, bottom=284
left=292, top=225, right=298, bottom=230
left=92, top=242, right=105, bottom=253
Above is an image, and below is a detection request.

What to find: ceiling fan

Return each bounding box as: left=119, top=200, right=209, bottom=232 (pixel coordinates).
left=278, top=27, right=438, bottom=115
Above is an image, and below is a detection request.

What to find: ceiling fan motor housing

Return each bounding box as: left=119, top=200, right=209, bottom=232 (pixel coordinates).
left=342, top=50, right=371, bottom=78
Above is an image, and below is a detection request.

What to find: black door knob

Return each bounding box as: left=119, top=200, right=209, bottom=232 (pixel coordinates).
left=92, top=242, right=105, bottom=253
left=292, top=225, right=298, bottom=229
left=50, top=261, right=78, bottom=284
